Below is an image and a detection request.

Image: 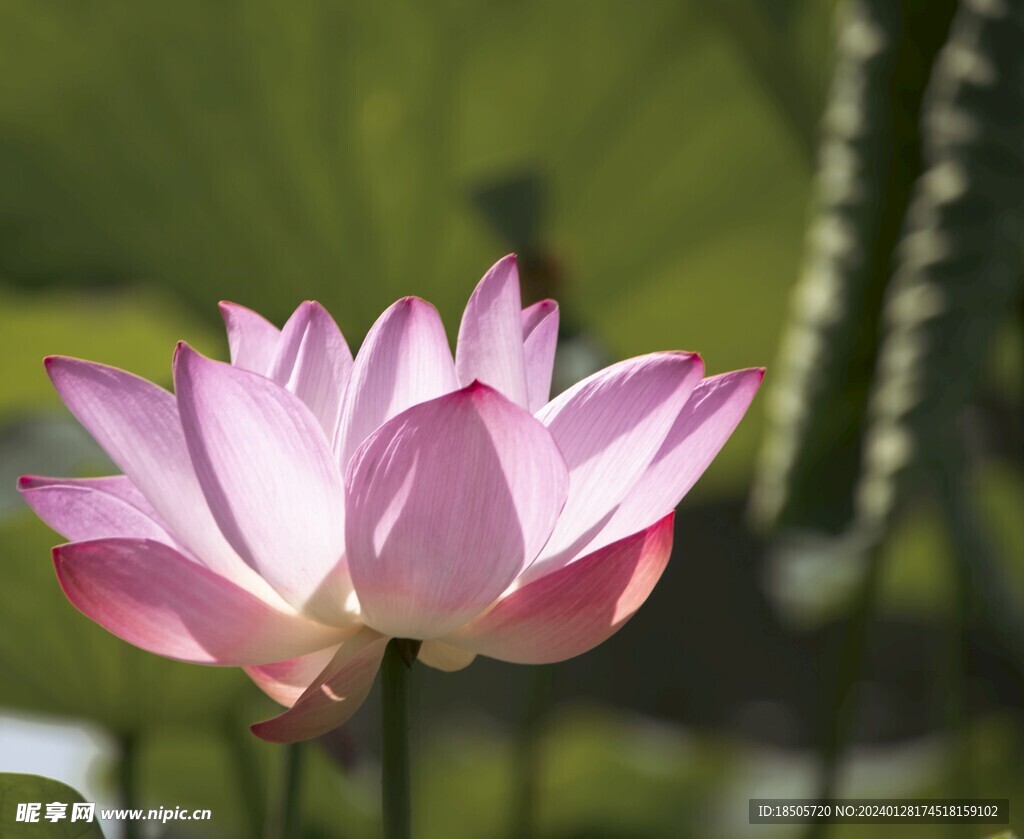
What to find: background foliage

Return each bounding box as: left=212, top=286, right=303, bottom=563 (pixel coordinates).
left=0, top=1, right=1021, bottom=837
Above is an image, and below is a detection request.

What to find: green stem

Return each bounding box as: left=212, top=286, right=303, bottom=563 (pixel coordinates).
left=226, top=715, right=266, bottom=839
left=382, top=639, right=418, bottom=839
left=119, top=734, right=140, bottom=839
left=942, top=536, right=971, bottom=839
left=265, top=742, right=303, bottom=839
left=942, top=450, right=983, bottom=839
left=804, top=537, right=885, bottom=839
left=510, top=665, right=551, bottom=839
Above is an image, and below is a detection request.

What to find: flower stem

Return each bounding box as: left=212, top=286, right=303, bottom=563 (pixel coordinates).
left=119, top=734, right=140, bottom=839
left=804, top=538, right=884, bottom=839
left=265, top=742, right=303, bottom=839
left=510, top=665, right=551, bottom=839
left=381, top=639, right=419, bottom=839
left=225, top=716, right=265, bottom=839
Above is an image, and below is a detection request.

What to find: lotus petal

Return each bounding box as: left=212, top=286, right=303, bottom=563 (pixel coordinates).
left=54, top=538, right=348, bottom=666
left=251, top=629, right=389, bottom=743
left=268, top=301, right=352, bottom=436
left=449, top=515, right=674, bottom=663
left=345, top=383, right=569, bottom=639
left=220, top=301, right=281, bottom=374
left=173, top=344, right=351, bottom=624
left=456, top=254, right=529, bottom=407
left=334, top=297, right=458, bottom=467
left=523, top=352, right=702, bottom=582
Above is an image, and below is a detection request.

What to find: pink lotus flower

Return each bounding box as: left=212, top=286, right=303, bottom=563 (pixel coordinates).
left=19, top=255, right=761, bottom=742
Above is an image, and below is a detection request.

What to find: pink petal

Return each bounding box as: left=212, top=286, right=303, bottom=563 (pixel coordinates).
left=43, top=357, right=274, bottom=599
left=455, top=254, right=529, bottom=407
left=20, top=474, right=159, bottom=521
left=334, top=297, right=458, bottom=469
left=251, top=629, right=389, bottom=743
left=448, top=514, right=674, bottom=664
left=345, top=383, right=569, bottom=640
left=219, top=301, right=281, bottom=374
left=592, top=369, right=764, bottom=551
left=521, top=300, right=559, bottom=413
left=268, top=301, right=353, bottom=437
left=173, top=344, right=350, bottom=624
left=245, top=645, right=341, bottom=707
left=418, top=641, right=476, bottom=672
left=54, top=538, right=348, bottom=665
left=522, top=352, right=702, bottom=583
left=19, top=477, right=176, bottom=546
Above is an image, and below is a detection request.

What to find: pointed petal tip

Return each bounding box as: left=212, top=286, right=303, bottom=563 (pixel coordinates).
left=42, top=355, right=108, bottom=386
left=655, top=509, right=676, bottom=533
left=172, top=340, right=200, bottom=366
left=455, top=380, right=519, bottom=406
left=682, top=351, right=705, bottom=374
left=216, top=301, right=234, bottom=327
left=219, top=300, right=280, bottom=326
left=521, top=298, right=559, bottom=326
left=19, top=473, right=99, bottom=492
left=218, top=300, right=265, bottom=315
left=643, top=350, right=704, bottom=376
left=52, top=544, right=76, bottom=594
left=468, top=254, right=521, bottom=298
left=16, top=474, right=53, bottom=492
left=487, top=252, right=519, bottom=275
left=218, top=300, right=263, bottom=322
left=463, top=379, right=493, bottom=395
left=51, top=541, right=69, bottom=567
left=713, top=365, right=766, bottom=385
left=387, top=295, right=441, bottom=320
left=296, top=299, right=342, bottom=323
left=395, top=294, right=430, bottom=307
left=248, top=716, right=316, bottom=744
left=248, top=717, right=317, bottom=744
left=248, top=720, right=278, bottom=742
left=644, top=349, right=701, bottom=363
left=702, top=366, right=766, bottom=387
left=172, top=342, right=217, bottom=401
left=299, top=300, right=330, bottom=320
left=42, top=354, right=76, bottom=376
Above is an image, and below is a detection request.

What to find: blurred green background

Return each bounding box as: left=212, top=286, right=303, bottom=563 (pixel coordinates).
left=0, top=0, right=1022, bottom=837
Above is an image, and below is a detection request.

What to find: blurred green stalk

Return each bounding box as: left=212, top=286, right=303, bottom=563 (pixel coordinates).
left=118, top=734, right=140, bottom=839
left=227, top=714, right=267, bottom=838
left=382, top=639, right=418, bottom=839
left=266, top=742, right=303, bottom=839
left=804, top=536, right=884, bottom=839
left=510, top=665, right=552, bottom=839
